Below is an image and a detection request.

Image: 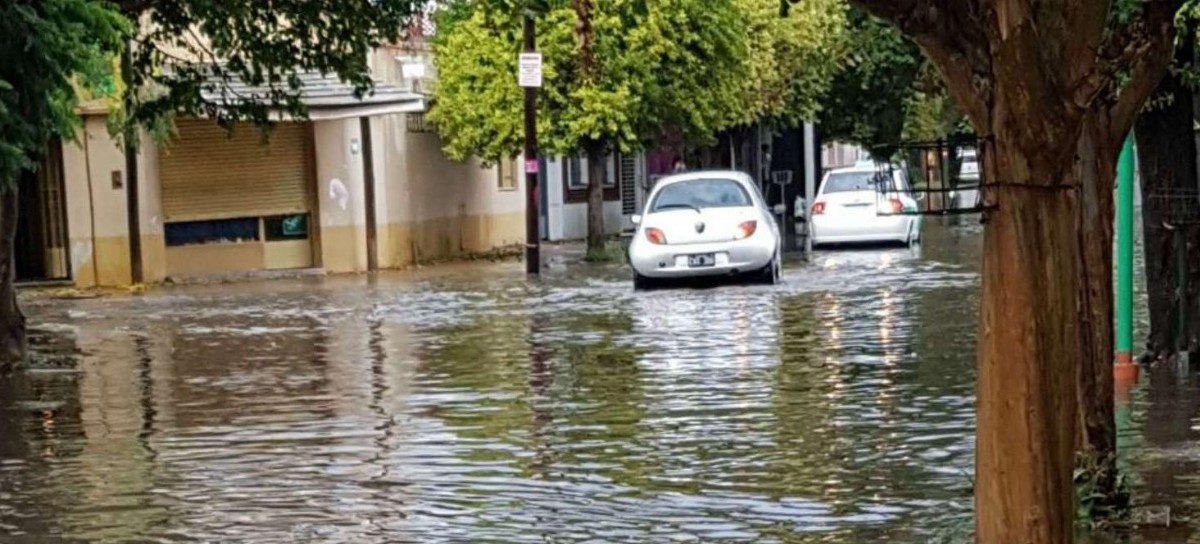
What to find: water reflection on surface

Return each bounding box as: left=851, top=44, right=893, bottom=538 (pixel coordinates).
left=3, top=220, right=991, bottom=542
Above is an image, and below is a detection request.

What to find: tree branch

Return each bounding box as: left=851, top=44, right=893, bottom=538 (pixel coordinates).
left=849, top=0, right=991, bottom=130
left=1109, top=0, right=1183, bottom=141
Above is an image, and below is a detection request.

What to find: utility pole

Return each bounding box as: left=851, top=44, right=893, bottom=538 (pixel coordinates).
left=521, top=14, right=541, bottom=275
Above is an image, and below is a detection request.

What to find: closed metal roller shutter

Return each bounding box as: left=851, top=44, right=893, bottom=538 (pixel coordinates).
left=161, top=120, right=312, bottom=222
left=620, top=153, right=638, bottom=215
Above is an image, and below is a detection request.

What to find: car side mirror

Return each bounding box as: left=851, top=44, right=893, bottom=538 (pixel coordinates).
left=631, top=215, right=642, bottom=225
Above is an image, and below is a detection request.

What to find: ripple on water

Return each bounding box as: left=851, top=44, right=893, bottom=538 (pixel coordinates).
left=3, top=234, right=985, bottom=542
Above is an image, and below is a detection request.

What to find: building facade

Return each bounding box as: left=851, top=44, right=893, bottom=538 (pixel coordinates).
left=18, top=52, right=524, bottom=287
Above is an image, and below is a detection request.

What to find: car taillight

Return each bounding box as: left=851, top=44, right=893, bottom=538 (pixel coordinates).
left=735, top=220, right=757, bottom=240
left=889, top=198, right=904, bottom=214
left=812, top=202, right=826, bottom=215
left=645, top=227, right=667, bottom=245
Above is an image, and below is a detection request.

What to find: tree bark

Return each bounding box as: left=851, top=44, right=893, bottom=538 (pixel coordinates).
left=845, top=1, right=1178, bottom=541
left=585, top=142, right=607, bottom=255
left=0, top=184, right=27, bottom=372
left=975, top=137, right=1080, bottom=544
left=1134, top=30, right=1200, bottom=361
left=1075, top=115, right=1120, bottom=498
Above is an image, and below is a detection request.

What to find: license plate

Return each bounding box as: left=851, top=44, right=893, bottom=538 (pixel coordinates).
left=688, top=253, right=716, bottom=268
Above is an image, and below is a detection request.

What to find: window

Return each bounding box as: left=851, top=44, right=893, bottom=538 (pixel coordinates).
left=498, top=159, right=518, bottom=191
left=822, top=171, right=887, bottom=194
left=564, top=157, right=586, bottom=190
left=265, top=214, right=309, bottom=241
left=650, top=179, right=752, bottom=212
left=406, top=113, right=434, bottom=133
left=166, top=218, right=260, bottom=247
left=562, top=155, right=617, bottom=189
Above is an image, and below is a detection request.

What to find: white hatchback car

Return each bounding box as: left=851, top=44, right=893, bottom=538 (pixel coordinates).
left=628, top=171, right=781, bottom=289
left=809, top=165, right=922, bottom=247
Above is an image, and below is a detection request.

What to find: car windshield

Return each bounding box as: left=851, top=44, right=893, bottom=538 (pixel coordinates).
left=650, top=179, right=752, bottom=212
left=823, top=171, right=887, bottom=194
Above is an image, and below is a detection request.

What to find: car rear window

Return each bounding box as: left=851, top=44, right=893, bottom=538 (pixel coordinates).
left=822, top=172, right=887, bottom=194
left=651, top=179, right=752, bottom=212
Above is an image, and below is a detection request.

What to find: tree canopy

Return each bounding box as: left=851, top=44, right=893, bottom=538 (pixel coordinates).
left=0, top=0, right=126, bottom=187
left=732, top=0, right=847, bottom=130
left=428, top=0, right=746, bottom=162
left=429, top=0, right=845, bottom=162
left=116, top=0, right=421, bottom=134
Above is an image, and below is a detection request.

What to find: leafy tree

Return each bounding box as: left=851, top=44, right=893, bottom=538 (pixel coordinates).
left=817, top=11, right=922, bottom=151
left=0, top=0, right=423, bottom=369
left=0, top=0, right=127, bottom=369
left=429, top=0, right=747, bottom=254
left=731, top=0, right=847, bottom=130
left=850, top=0, right=1181, bottom=541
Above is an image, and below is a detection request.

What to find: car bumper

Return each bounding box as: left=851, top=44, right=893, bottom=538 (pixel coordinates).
left=629, top=238, right=775, bottom=279
left=811, top=215, right=916, bottom=245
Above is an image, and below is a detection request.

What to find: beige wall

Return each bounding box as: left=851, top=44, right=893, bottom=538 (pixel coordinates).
left=62, top=55, right=524, bottom=286
left=62, top=117, right=167, bottom=287
left=373, top=114, right=524, bottom=268
left=313, top=119, right=369, bottom=273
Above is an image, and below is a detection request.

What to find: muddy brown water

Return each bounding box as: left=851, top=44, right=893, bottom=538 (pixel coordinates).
left=0, top=219, right=1192, bottom=543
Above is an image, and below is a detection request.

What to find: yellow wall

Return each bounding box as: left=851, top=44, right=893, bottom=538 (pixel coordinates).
left=372, top=114, right=525, bottom=268
left=61, top=118, right=167, bottom=287
left=313, top=119, right=368, bottom=273
left=62, top=117, right=130, bottom=287
left=62, top=109, right=525, bottom=286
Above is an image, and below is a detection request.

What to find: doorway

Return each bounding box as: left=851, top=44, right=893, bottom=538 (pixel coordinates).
left=15, top=141, right=70, bottom=283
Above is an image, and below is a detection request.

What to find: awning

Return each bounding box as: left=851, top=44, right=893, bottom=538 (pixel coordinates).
left=201, top=71, right=427, bottom=120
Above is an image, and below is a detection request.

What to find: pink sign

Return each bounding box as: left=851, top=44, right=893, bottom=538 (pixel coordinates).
left=525, top=159, right=539, bottom=174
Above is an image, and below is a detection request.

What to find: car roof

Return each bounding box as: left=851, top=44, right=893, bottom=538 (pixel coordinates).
left=655, top=170, right=755, bottom=186
left=827, top=165, right=894, bottom=175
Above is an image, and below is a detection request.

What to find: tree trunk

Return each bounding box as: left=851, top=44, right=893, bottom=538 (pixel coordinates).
left=1075, top=116, right=1120, bottom=502
left=0, top=185, right=27, bottom=372
left=585, top=142, right=607, bottom=255
left=1134, top=34, right=1200, bottom=361
left=975, top=137, right=1081, bottom=544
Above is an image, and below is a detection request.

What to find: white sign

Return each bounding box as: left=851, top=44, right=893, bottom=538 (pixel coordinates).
left=518, top=53, right=543, bottom=88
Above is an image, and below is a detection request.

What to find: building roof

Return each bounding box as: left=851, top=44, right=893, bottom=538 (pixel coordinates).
left=201, top=71, right=427, bottom=120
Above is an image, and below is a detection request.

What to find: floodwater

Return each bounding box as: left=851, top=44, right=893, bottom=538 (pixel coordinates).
left=0, top=218, right=1189, bottom=543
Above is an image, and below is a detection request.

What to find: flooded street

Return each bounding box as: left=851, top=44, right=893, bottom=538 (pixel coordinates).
left=7, top=217, right=1175, bottom=543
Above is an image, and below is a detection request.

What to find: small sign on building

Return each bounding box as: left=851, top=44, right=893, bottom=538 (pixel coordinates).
left=518, top=53, right=543, bottom=88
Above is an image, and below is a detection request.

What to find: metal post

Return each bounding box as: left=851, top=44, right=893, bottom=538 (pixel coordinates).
left=523, top=15, right=541, bottom=275
left=803, top=122, right=816, bottom=258
left=1117, top=134, right=1136, bottom=368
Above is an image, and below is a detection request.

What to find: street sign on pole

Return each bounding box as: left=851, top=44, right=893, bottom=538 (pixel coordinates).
left=519, top=53, right=543, bottom=88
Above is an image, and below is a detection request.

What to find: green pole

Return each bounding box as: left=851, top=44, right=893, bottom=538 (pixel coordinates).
left=1117, top=134, right=1135, bottom=367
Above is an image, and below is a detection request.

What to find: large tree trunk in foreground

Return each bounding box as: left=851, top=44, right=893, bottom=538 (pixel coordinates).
left=585, top=143, right=606, bottom=255
left=844, top=1, right=1179, bottom=540
left=0, top=185, right=27, bottom=372
left=976, top=137, right=1082, bottom=544
left=1135, top=43, right=1200, bottom=361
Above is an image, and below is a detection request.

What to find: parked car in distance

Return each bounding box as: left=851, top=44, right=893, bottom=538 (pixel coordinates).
left=950, top=148, right=981, bottom=210
left=628, top=171, right=782, bottom=289
left=809, top=164, right=922, bottom=247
